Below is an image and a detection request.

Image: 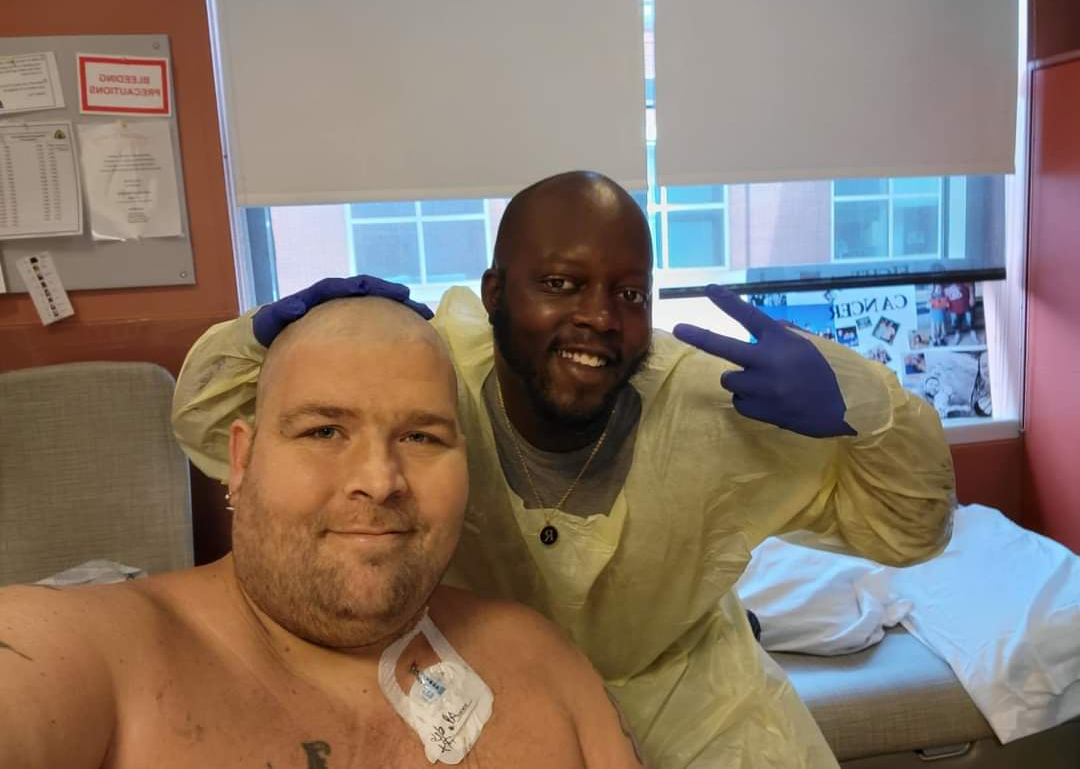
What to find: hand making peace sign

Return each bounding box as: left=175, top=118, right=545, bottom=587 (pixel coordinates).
left=673, top=285, right=856, bottom=439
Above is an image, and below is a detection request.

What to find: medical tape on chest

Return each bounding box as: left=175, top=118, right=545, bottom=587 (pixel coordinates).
left=378, top=611, right=494, bottom=764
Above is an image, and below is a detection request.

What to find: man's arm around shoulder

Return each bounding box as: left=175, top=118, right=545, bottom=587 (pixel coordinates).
left=0, top=585, right=118, bottom=769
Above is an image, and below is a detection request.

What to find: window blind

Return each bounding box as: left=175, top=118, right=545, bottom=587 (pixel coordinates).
left=653, top=0, right=1019, bottom=294
left=655, top=0, right=1018, bottom=187
left=215, top=0, right=648, bottom=206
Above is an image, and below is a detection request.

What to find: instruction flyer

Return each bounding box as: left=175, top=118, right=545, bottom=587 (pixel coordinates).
left=0, top=52, right=65, bottom=116
left=76, top=119, right=182, bottom=241
left=0, top=120, right=83, bottom=240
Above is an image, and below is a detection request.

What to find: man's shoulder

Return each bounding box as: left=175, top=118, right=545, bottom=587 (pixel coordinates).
left=430, top=588, right=602, bottom=714
left=431, top=586, right=579, bottom=666
left=0, top=579, right=152, bottom=627
left=429, top=588, right=644, bottom=766
left=0, top=566, right=212, bottom=657
left=432, top=584, right=559, bottom=633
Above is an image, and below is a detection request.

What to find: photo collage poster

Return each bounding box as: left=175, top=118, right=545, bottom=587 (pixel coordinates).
left=748, top=282, right=992, bottom=422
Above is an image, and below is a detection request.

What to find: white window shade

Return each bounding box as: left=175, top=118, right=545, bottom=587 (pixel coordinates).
left=214, top=0, right=647, bottom=206
left=655, top=0, right=1018, bottom=187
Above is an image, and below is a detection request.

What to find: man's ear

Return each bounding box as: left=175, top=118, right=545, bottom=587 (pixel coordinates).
left=228, top=418, right=255, bottom=497
left=480, top=267, right=502, bottom=323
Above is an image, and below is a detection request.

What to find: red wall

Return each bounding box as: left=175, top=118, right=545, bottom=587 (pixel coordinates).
left=1022, top=57, right=1080, bottom=552
left=1030, top=0, right=1080, bottom=61
left=952, top=440, right=1024, bottom=519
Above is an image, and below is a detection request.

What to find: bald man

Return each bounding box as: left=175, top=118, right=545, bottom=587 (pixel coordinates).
left=0, top=297, right=644, bottom=769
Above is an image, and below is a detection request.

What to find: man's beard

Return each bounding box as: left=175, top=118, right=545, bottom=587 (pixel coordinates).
left=491, top=298, right=650, bottom=429
left=231, top=459, right=449, bottom=649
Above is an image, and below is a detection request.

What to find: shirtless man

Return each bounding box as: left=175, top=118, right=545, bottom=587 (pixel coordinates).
left=0, top=297, right=643, bottom=768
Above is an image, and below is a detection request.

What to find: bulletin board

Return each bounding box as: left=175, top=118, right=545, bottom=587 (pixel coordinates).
left=0, top=34, right=195, bottom=292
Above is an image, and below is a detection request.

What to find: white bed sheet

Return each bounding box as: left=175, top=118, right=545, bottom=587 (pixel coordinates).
left=736, top=505, right=1080, bottom=743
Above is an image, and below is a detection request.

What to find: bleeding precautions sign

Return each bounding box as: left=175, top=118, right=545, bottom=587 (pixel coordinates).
left=77, top=54, right=171, bottom=116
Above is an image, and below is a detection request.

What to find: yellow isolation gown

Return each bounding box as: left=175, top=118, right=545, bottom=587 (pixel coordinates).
left=173, top=288, right=955, bottom=768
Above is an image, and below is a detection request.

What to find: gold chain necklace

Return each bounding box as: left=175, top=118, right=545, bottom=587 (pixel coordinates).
left=496, top=380, right=610, bottom=547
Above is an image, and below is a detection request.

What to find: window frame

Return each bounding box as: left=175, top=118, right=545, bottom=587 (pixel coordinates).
left=644, top=136, right=731, bottom=275
left=343, top=200, right=496, bottom=302
left=830, top=177, right=947, bottom=263
left=228, top=0, right=1025, bottom=438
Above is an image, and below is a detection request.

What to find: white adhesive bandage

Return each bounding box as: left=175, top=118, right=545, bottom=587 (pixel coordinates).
left=378, top=611, right=494, bottom=764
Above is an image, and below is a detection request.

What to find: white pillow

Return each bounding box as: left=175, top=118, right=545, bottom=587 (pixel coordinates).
left=735, top=536, right=910, bottom=656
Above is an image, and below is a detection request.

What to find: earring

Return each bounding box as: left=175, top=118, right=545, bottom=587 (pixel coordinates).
left=224, top=490, right=235, bottom=512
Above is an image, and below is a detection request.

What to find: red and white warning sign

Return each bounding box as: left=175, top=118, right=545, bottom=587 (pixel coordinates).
left=77, top=54, right=171, bottom=116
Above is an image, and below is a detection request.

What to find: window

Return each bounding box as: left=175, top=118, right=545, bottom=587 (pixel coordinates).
left=235, top=0, right=1023, bottom=433
left=348, top=199, right=494, bottom=289
left=247, top=4, right=1002, bottom=307
left=643, top=3, right=728, bottom=280
left=644, top=148, right=729, bottom=272
left=832, top=177, right=945, bottom=261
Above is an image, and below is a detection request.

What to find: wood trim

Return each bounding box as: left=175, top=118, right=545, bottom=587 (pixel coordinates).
left=1030, top=49, right=1080, bottom=71
left=0, top=314, right=235, bottom=378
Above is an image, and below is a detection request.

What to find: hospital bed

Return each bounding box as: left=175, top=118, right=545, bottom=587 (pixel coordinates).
left=774, top=629, right=1080, bottom=767
left=742, top=506, right=1080, bottom=768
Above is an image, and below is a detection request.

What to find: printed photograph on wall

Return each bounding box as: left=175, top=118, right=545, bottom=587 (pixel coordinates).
left=902, top=349, right=992, bottom=419
left=837, top=326, right=860, bottom=347
left=911, top=282, right=986, bottom=349
left=750, top=283, right=993, bottom=422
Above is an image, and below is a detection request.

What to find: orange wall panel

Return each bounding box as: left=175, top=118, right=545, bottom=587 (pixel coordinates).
left=1023, top=58, right=1080, bottom=553
left=950, top=439, right=1024, bottom=520
left=1030, top=0, right=1080, bottom=62
left=0, top=0, right=238, bottom=371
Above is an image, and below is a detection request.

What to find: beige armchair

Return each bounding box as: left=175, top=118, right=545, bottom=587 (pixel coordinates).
left=0, top=361, right=193, bottom=585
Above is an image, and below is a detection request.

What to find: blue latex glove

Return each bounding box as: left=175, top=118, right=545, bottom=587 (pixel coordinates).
left=673, top=285, right=856, bottom=438
left=252, top=275, right=434, bottom=347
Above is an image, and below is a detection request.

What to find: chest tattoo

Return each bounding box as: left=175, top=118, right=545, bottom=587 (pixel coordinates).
left=301, top=740, right=331, bottom=768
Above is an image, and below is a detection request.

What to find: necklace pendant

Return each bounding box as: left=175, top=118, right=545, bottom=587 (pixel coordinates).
left=539, top=524, right=559, bottom=547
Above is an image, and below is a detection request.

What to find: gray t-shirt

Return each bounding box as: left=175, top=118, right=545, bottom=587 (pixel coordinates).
left=481, top=371, right=640, bottom=517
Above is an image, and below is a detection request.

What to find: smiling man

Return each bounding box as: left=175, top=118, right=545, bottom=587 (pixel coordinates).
left=485, top=176, right=652, bottom=442
left=173, top=171, right=956, bottom=768
left=0, top=297, right=644, bottom=769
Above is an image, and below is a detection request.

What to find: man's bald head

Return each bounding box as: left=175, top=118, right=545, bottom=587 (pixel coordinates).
left=255, top=296, right=454, bottom=423
left=479, top=171, right=653, bottom=438
left=229, top=295, right=468, bottom=650
left=492, top=170, right=651, bottom=270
